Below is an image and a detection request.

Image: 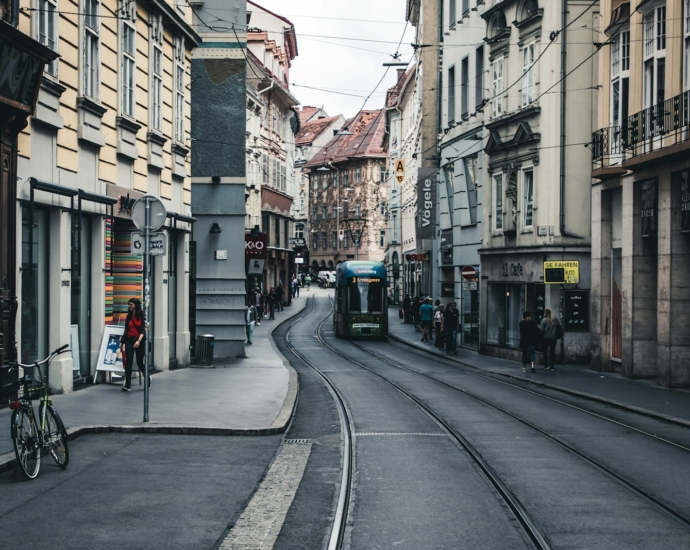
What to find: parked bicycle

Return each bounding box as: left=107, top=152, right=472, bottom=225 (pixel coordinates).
left=1, top=345, right=70, bottom=479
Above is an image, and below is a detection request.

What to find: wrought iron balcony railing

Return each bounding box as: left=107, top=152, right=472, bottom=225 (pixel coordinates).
left=592, top=90, right=690, bottom=169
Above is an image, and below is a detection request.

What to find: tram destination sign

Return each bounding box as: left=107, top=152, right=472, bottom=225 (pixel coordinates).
left=543, top=261, right=579, bottom=284
left=348, top=277, right=382, bottom=284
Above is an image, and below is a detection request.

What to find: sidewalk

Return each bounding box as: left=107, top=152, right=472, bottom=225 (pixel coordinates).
left=387, top=308, right=690, bottom=428
left=0, top=294, right=308, bottom=472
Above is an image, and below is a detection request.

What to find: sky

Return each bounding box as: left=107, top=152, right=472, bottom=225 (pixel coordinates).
left=250, top=0, right=416, bottom=120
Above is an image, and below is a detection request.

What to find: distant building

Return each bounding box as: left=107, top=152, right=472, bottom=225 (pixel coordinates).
left=304, top=110, right=388, bottom=272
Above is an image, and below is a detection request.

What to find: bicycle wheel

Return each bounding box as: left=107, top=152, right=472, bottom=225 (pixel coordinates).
left=12, top=407, right=40, bottom=479
left=44, top=405, right=69, bottom=468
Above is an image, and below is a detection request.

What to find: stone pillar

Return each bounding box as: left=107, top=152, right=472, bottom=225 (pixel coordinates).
left=48, top=208, right=73, bottom=392
left=90, top=217, right=106, bottom=377
left=591, top=186, right=612, bottom=371
left=622, top=179, right=658, bottom=379
left=176, top=231, right=191, bottom=367
left=152, top=253, right=169, bottom=371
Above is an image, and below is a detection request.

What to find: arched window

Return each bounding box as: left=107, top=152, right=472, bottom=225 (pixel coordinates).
left=517, top=0, right=539, bottom=22
left=487, top=11, right=508, bottom=40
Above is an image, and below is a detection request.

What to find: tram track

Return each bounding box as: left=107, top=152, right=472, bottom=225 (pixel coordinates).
left=312, top=296, right=552, bottom=550
left=339, top=335, right=690, bottom=534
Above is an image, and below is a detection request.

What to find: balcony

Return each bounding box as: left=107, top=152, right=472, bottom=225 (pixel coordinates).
left=593, top=90, right=690, bottom=173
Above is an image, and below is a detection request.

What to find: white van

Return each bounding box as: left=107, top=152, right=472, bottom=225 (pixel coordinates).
left=317, top=271, right=336, bottom=288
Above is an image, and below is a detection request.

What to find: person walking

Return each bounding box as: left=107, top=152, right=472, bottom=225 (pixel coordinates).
left=402, top=295, right=412, bottom=324
left=276, top=283, right=285, bottom=311
left=305, top=274, right=311, bottom=291
left=267, top=288, right=277, bottom=320
left=119, top=298, right=149, bottom=391
left=442, top=301, right=460, bottom=355
left=519, top=310, right=540, bottom=373
left=245, top=299, right=258, bottom=345
left=254, top=288, right=263, bottom=324
left=539, top=307, right=562, bottom=371
left=411, top=296, right=422, bottom=331
left=434, top=304, right=445, bottom=348
left=419, top=298, right=433, bottom=342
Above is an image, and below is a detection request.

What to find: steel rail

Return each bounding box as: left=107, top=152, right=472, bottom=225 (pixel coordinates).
left=380, top=337, right=690, bottom=454
left=283, top=296, right=353, bottom=550
left=349, top=339, right=690, bottom=533
left=321, top=298, right=551, bottom=549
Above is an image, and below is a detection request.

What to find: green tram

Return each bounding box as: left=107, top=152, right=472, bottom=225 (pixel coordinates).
left=333, top=261, right=388, bottom=339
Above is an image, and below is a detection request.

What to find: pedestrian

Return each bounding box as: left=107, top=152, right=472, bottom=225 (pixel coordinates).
left=305, top=274, right=311, bottom=291
left=262, top=289, right=269, bottom=318
left=119, top=298, right=150, bottom=391
left=245, top=299, right=258, bottom=345
left=434, top=304, right=445, bottom=348
left=267, top=288, right=277, bottom=320
left=411, top=296, right=422, bottom=331
left=539, top=307, right=562, bottom=371
left=519, top=310, right=540, bottom=373
left=402, top=294, right=412, bottom=324
left=442, top=301, right=460, bottom=355
left=419, top=298, right=433, bottom=342
left=254, top=288, right=263, bottom=324
left=276, top=283, right=285, bottom=311
left=300, top=272, right=306, bottom=286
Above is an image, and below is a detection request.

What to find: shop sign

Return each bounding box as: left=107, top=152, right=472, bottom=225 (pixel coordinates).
left=0, top=38, right=44, bottom=107
left=289, top=237, right=306, bottom=248
left=640, top=179, right=657, bottom=238
left=245, top=234, right=267, bottom=259
left=681, top=171, right=690, bottom=232
left=441, top=282, right=455, bottom=297
left=544, top=261, right=579, bottom=284
left=131, top=231, right=167, bottom=256
left=564, top=290, right=590, bottom=332
left=415, top=168, right=437, bottom=240
left=405, top=253, right=429, bottom=262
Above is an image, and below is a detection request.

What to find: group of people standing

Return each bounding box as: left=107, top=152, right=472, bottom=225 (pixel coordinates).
left=244, top=284, right=286, bottom=345
left=519, top=308, right=563, bottom=372
left=402, top=295, right=461, bottom=355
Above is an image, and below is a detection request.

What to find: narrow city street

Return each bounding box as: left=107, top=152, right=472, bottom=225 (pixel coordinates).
left=3, top=292, right=689, bottom=549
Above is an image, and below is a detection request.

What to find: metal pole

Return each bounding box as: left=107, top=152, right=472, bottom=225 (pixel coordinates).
left=143, top=198, right=150, bottom=422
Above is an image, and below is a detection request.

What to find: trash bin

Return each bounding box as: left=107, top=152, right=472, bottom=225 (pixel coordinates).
left=196, top=334, right=214, bottom=366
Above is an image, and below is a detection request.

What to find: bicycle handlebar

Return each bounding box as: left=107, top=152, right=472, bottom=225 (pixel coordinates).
left=57, top=344, right=70, bottom=354
left=5, top=345, right=70, bottom=370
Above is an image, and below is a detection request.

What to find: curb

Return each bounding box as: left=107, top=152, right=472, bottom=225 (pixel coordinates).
left=1, top=299, right=308, bottom=475
left=387, top=331, right=690, bottom=430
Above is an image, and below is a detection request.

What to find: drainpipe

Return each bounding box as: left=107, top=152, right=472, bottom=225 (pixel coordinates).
left=560, top=0, right=584, bottom=240
left=10, top=0, right=19, bottom=27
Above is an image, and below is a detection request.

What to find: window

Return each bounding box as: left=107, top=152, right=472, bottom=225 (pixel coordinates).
left=475, top=46, right=484, bottom=108
left=343, top=170, right=349, bottom=188
left=522, top=168, right=534, bottom=229
left=491, top=58, right=504, bottom=118
left=379, top=230, right=386, bottom=248
left=493, top=173, right=503, bottom=232
left=449, top=0, right=456, bottom=27
left=610, top=31, right=630, bottom=156
left=643, top=6, right=666, bottom=109
left=263, top=154, right=269, bottom=185
left=380, top=200, right=386, bottom=216
left=37, top=0, right=58, bottom=76
left=332, top=231, right=337, bottom=249
left=461, top=57, right=469, bottom=117
left=334, top=173, right=339, bottom=187
left=462, top=0, right=469, bottom=17
left=464, top=155, right=478, bottom=224
left=380, top=165, right=386, bottom=183
left=312, top=234, right=318, bottom=250
left=343, top=200, right=349, bottom=218
left=448, top=66, right=456, bottom=123
left=355, top=167, right=361, bottom=184
left=322, top=206, right=327, bottom=220
left=150, top=13, right=163, bottom=131
left=521, top=43, right=535, bottom=106
left=83, top=0, right=100, bottom=99
left=174, top=36, right=185, bottom=143
left=355, top=201, right=361, bottom=217
left=274, top=217, right=280, bottom=247
left=120, top=0, right=136, bottom=117
left=343, top=231, right=350, bottom=248
left=321, top=232, right=327, bottom=250
left=333, top=204, right=338, bottom=219
left=295, top=224, right=304, bottom=239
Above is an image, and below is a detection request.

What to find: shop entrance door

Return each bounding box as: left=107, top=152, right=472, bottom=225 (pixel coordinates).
left=461, top=286, right=479, bottom=349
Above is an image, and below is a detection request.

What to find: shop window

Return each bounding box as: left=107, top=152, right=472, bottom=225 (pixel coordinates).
left=487, top=282, right=529, bottom=348
left=71, top=213, right=92, bottom=379
left=21, top=208, right=49, bottom=364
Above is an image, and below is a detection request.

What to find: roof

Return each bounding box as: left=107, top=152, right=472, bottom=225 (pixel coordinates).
left=303, top=109, right=386, bottom=168
left=298, top=107, right=320, bottom=125
left=247, top=0, right=298, bottom=61
left=386, top=65, right=416, bottom=108
left=295, top=115, right=342, bottom=146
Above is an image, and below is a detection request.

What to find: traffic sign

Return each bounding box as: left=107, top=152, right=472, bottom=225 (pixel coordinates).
left=131, top=195, right=167, bottom=231
left=544, top=261, right=579, bottom=284
left=394, top=159, right=405, bottom=174
left=131, top=231, right=167, bottom=256
left=461, top=265, right=477, bottom=281
left=396, top=175, right=404, bottom=184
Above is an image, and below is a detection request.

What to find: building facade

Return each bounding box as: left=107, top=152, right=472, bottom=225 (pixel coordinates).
left=479, top=0, right=597, bottom=363
left=13, top=0, right=198, bottom=390
left=591, top=0, right=690, bottom=387
left=304, top=110, right=388, bottom=272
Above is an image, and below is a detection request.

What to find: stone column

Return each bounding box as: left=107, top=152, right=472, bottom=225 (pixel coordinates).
left=90, top=217, right=106, bottom=377
left=48, top=208, right=73, bottom=392
left=591, top=186, right=612, bottom=371
left=152, top=253, right=169, bottom=371
left=176, top=231, right=191, bottom=367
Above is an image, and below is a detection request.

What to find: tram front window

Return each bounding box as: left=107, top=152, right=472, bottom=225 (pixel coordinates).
left=347, top=278, right=384, bottom=313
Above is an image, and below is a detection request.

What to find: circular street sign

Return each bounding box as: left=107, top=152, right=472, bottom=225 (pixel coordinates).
left=461, top=265, right=477, bottom=281
left=131, top=195, right=167, bottom=231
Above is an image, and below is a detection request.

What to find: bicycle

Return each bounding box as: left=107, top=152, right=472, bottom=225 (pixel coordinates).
left=1, top=345, right=70, bottom=479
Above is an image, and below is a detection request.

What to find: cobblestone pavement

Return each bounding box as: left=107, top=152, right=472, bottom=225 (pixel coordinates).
left=219, top=440, right=312, bottom=549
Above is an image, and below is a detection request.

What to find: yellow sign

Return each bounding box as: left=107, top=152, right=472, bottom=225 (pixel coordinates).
left=396, top=175, right=404, bottom=184
left=394, top=159, right=405, bottom=174
left=543, top=261, right=579, bottom=284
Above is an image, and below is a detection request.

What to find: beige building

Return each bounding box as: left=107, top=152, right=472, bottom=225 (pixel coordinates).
left=591, top=0, right=690, bottom=387
left=303, top=110, right=388, bottom=272
left=14, top=0, right=198, bottom=390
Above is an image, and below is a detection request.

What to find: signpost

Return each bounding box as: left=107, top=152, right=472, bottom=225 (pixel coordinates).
left=394, top=158, right=405, bottom=184
left=461, top=265, right=477, bottom=281
left=130, top=195, right=167, bottom=422
left=543, top=261, right=579, bottom=284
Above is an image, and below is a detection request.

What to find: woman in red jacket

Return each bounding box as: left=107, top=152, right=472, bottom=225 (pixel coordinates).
left=120, top=298, right=149, bottom=391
